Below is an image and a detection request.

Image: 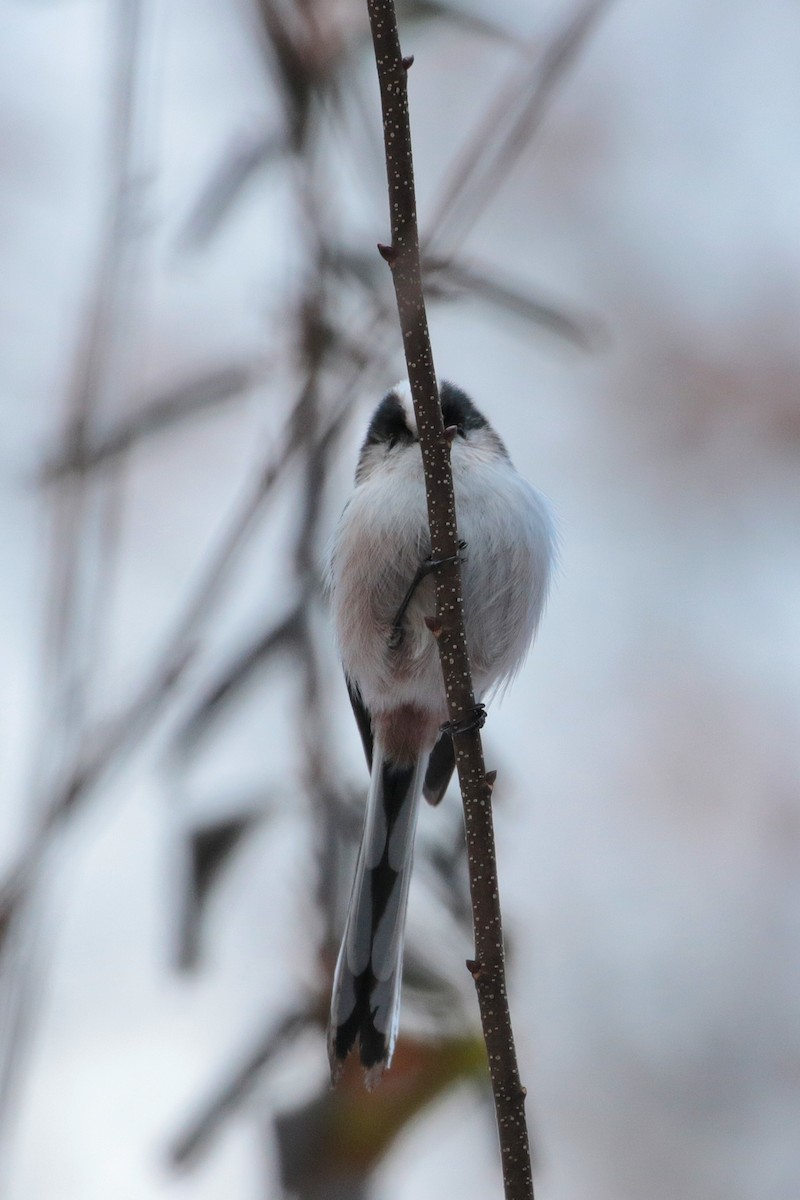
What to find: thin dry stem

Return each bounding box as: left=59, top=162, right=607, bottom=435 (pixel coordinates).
left=365, top=2, right=535, bottom=1196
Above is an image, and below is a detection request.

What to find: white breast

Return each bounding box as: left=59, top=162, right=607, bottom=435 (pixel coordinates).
left=330, top=438, right=555, bottom=720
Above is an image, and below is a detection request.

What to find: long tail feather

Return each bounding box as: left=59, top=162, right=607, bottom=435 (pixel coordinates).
left=328, top=747, right=425, bottom=1085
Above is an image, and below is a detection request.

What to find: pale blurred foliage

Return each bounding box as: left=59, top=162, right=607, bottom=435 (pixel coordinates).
left=1, top=1, right=799, bottom=1199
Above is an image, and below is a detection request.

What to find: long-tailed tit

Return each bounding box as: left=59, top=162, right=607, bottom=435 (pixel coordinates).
left=327, top=380, right=555, bottom=1086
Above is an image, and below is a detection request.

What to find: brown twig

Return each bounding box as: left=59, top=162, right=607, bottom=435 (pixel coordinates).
left=364, top=3, right=534, bottom=1198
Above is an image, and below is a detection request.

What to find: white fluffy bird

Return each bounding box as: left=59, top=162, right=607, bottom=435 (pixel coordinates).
left=327, top=380, right=555, bottom=1085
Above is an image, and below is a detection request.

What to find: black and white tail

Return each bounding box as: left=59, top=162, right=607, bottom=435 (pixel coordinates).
left=328, top=746, right=426, bottom=1086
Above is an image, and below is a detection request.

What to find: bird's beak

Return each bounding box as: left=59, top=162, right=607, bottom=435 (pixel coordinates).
left=444, top=425, right=458, bottom=443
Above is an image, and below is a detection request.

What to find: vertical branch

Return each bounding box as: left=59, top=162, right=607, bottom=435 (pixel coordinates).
left=364, top=3, right=534, bottom=1198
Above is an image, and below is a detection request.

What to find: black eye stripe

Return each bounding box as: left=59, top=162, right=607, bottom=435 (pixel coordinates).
left=387, top=430, right=415, bottom=451
left=439, top=381, right=488, bottom=434
left=362, top=392, right=415, bottom=449
left=356, top=381, right=507, bottom=483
